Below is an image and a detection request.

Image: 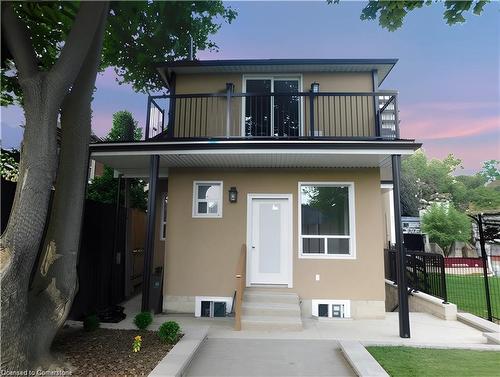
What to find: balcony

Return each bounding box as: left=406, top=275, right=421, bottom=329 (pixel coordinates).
left=145, top=90, right=399, bottom=141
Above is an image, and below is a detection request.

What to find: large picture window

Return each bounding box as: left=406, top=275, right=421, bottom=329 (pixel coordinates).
left=192, top=181, right=223, bottom=218
left=299, top=182, right=355, bottom=258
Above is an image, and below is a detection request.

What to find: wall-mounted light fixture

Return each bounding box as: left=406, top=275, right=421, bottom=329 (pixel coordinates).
left=228, top=186, right=238, bottom=203
left=310, top=82, right=320, bottom=93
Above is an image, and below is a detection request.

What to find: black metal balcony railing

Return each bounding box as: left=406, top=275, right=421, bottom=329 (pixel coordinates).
left=145, top=90, right=399, bottom=141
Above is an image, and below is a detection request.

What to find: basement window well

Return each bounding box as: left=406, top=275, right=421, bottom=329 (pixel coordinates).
left=312, top=300, right=350, bottom=319
left=195, top=296, right=232, bottom=318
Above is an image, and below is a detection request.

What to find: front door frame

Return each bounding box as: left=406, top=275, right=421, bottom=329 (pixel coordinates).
left=246, top=193, right=294, bottom=288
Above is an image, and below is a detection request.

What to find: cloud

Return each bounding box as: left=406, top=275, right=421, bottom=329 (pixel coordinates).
left=401, top=115, right=499, bottom=140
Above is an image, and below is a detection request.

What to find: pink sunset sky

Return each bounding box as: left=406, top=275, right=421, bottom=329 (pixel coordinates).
left=1, top=1, right=499, bottom=175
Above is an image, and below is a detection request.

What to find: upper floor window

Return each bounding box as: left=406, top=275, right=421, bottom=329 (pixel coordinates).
left=192, top=181, right=223, bottom=218
left=299, top=182, right=355, bottom=259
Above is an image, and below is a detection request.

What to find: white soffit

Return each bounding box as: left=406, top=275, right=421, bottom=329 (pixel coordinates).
left=92, top=149, right=410, bottom=178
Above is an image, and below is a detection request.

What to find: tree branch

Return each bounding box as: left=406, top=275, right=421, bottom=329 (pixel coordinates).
left=1, top=3, right=38, bottom=79
left=51, top=1, right=109, bottom=93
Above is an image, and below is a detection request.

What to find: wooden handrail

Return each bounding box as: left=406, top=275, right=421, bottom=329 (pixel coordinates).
left=234, top=244, right=247, bottom=331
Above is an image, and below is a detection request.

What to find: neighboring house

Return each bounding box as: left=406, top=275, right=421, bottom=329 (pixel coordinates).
left=88, top=133, right=105, bottom=182
left=90, top=59, right=420, bottom=329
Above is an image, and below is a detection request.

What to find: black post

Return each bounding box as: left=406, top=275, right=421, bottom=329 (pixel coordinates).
left=477, top=214, right=493, bottom=321
left=394, top=94, right=400, bottom=139
left=372, top=70, right=381, bottom=137
left=309, top=92, right=315, bottom=137
left=145, top=96, right=152, bottom=140
left=392, top=154, right=411, bottom=338
left=167, top=72, right=176, bottom=139
left=142, top=155, right=159, bottom=312
left=225, top=82, right=234, bottom=137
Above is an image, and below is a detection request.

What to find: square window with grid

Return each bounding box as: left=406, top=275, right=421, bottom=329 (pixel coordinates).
left=193, top=181, right=223, bottom=218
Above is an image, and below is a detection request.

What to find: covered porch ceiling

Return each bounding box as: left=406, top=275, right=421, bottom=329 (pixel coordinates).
left=90, top=139, right=420, bottom=178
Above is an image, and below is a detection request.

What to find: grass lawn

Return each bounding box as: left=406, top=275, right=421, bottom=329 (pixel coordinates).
left=367, top=347, right=500, bottom=377
left=445, top=274, right=500, bottom=320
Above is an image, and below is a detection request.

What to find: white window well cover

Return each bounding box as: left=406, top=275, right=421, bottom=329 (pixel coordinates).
left=311, top=299, right=350, bottom=318
left=193, top=181, right=223, bottom=218
left=299, top=182, right=355, bottom=258
left=195, top=296, right=232, bottom=317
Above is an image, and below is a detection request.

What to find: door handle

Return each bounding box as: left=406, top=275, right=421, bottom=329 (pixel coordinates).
left=252, top=246, right=256, bottom=249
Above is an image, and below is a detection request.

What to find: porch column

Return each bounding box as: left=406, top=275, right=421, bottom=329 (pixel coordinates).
left=392, top=154, right=411, bottom=338
left=142, top=154, right=160, bottom=312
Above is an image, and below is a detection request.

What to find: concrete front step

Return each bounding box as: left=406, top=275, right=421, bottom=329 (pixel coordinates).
left=241, top=288, right=302, bottom=331
left=244, top=291, right=300, bottom=305
left=241, top=315, right=303, bottom=331
left=242, top=302, right=301, bottom=317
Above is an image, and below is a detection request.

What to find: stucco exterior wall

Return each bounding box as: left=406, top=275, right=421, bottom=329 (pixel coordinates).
left=163, top=168, right=385, bottom=310
left=172, top=72, right=375, bottom=138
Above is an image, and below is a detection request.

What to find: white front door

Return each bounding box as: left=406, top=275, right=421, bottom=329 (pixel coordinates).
left=248, top=195, right=292, bottom=286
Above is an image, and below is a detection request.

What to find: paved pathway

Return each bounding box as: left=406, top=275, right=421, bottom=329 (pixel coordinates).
left=185, top=338, right=355, bottom=376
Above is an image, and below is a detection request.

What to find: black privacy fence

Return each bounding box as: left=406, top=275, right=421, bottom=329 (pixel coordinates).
left=387, top=250, right=500, bottom=323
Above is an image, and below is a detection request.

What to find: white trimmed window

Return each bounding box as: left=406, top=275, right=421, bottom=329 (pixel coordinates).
left=160, top=194, right=168, bottom=240
left=192, top=181, right=223, bottom=218
left=299, top=182, right=355, bottom=258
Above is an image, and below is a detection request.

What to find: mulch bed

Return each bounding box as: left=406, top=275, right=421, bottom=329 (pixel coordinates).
left=52, top=327, right=176, bottom=376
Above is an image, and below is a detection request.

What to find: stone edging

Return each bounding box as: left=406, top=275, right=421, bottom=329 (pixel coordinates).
left=149, top=326, right=209, bottom=377
left=339, top=340, right=389, bottom=377
left=361, top=340, right=500, bottom=351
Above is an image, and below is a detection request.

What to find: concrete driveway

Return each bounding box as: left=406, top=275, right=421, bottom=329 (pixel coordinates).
left=185, top=338, right=355, bottom=377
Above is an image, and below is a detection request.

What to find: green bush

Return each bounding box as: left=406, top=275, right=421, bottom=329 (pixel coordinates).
left=158, top=321, right=180, bottom=343
left=134, top=311, right=153, bottom=330
left=83, top=314, right=100, bottom=332
left=421, top=204, right=471, bottom=254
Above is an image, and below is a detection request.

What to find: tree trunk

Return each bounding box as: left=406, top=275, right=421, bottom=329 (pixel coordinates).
left=27, top=8, right=109, bottom=367
left=0, top=76, right=59, bottom=370
left=0, top=2, right=109, bottom=371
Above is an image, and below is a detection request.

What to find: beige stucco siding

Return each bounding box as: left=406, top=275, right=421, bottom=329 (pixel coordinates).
left=172, top=72, right=375, bottom=138
left=164, top=168, right=385, bottom=302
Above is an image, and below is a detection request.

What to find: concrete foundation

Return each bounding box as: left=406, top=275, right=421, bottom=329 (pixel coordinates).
left=385, top=279, right=457, bottom=320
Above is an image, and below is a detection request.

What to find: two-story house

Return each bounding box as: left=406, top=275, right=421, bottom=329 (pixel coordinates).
left=90, top=59, right=419, bottom=334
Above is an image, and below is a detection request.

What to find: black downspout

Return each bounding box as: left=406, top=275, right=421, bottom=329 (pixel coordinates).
left=392, top=154, right=411, bottom=338
left=142, top=155, right=159, bottom=312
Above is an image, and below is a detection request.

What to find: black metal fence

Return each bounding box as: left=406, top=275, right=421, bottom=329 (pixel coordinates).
left=387, top=250, right=448, bottom=302
left=444, top=256, right=500, bottom=323
left=145, top=91, right=399, bottom=140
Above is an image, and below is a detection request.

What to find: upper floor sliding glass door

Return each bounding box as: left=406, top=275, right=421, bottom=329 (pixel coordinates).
left=243, top=77, right=301, bottom=137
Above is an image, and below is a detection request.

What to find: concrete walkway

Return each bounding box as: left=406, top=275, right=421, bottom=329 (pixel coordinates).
left=185, top=339, right=355, bottom=377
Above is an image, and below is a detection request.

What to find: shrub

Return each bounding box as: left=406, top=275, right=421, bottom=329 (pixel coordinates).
left=83, top=314, right=100, bottom=332
left=158, top=321, right=180, bottom=343
left=134, top=311, right=153, bottom=330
